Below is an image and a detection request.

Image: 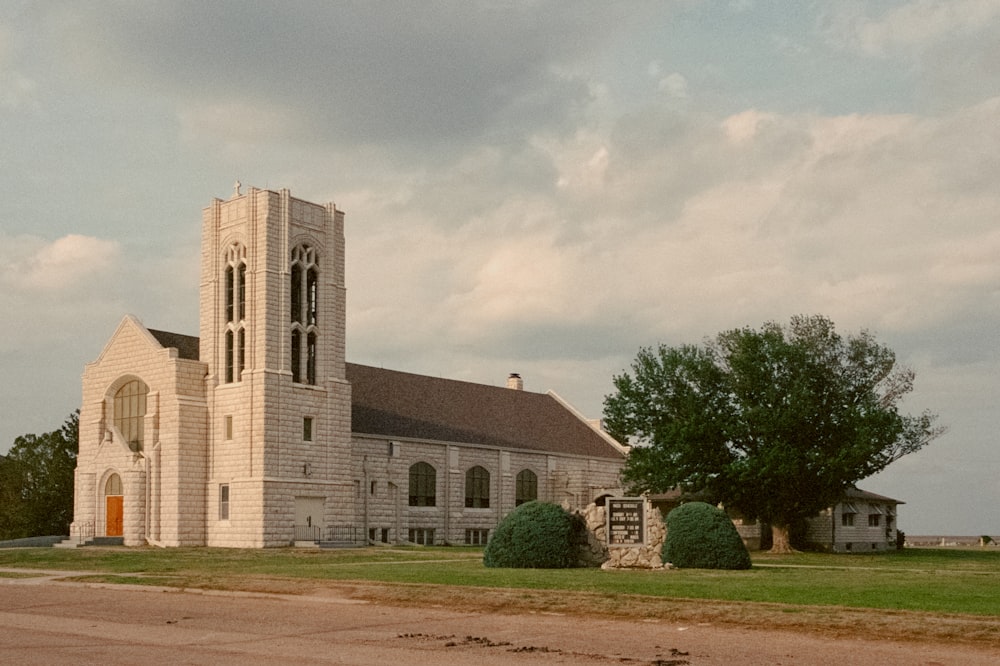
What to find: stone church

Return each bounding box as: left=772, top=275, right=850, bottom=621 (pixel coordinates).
left=70, top=187, right=626, bottom=548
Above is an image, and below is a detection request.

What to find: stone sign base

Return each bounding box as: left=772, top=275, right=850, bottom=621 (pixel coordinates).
left=575, top=497, right=667, bottom=569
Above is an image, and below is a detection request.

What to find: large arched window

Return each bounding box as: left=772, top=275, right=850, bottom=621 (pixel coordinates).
left=515, top=469, right=537, bottom=506
left=465, top=466, right=490, bottom=508
left=408, top=462, right=436, bottom=507
left=224, top=243, right=247, bottom=383
left=290, top=245, right=319, bottom=384
left=113, top=379, right=148, bottom=449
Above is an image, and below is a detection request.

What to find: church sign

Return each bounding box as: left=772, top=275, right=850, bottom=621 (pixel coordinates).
left=606, top=497, right=645, bottom=546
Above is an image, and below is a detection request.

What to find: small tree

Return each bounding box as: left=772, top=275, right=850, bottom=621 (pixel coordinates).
left=605, top=315, right=943, bottom=553
left=484, top=501, right=583, bottom=568
left=0, top=411, right=78, bottom=540
left=663, top=502, right=752, bottom=569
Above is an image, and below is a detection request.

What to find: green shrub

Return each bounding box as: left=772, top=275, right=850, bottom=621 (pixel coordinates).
left=483, top=501, right=583, bottom=568
left=663, top=502, right=752, bottom=570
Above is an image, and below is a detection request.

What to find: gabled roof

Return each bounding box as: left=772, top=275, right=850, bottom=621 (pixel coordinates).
left=148, top=329, right=200, bottom=361
left=842, top=486, right=904, bottom=505
left=346, top=363, right=624, bottom=459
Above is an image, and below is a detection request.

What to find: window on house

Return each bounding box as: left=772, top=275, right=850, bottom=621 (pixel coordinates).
left=303, top=416, right=313, bottom=442
left=515, top=469, right=538, bottom=506
left=219, top=484, right=230, bottom=521
left=408, top=462, right=436, bottom=507
left=868, top=514, right=880, bottom=527
left=842, top=512, right=856, bottom=527
left=465, top=529, right=489, bottom=545
left=224, top=415, right=233, bottom=440
left=408, top=528, right=434, bottom=545
left=113, top=379, right=148, bottom=449
left=290, top=245, right=319, bottom=385
left=465, top=466, right=490, bottom=508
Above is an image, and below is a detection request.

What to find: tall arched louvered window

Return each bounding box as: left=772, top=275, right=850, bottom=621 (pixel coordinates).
left=290, top=244, right=319, bottom=384
left=224, top=243, right=247, bottom=382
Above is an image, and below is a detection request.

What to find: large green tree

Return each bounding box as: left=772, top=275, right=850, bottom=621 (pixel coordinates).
left=604, top=315, right=943, bottom=552
left=0, top=411, right=78, bottom=540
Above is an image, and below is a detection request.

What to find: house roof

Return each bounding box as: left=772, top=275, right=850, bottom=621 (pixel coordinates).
left=843, top=486, right=904, bottom=505
left=346, top=363, right=624, bottom=459
left=148, top=329, right=200, bottom=361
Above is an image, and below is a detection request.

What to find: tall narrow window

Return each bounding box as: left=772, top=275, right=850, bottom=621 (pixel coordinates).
left=237, top=328, right=246, bottom=379
left=303, top=416, right=313, bottom=442
left=465, top=466, right=490, bottom=508
left=290, top=245, right=319, bottom=385
left=223, top=244, right=247, bottom=383
left=219, top=484, right=230, bottom=520
left=408, top=462, right=436, bottom=507
left=306, top=332, right=317, bottom=385
left=225, top=330, right=234, bottom=383
left=291, top=330, right=302, bottom=383
left=515, top=469, right=538, bottom=506
left=237, top=262, right=246, bottom=321
left=226, top=266, right=235, bottom=323
left=113, top=379, right=148, bottom=449
left=307, top=266, right=318, bottom=325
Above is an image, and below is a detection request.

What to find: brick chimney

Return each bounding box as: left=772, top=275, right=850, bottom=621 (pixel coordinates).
left=506, top=373, right=523, bottom=390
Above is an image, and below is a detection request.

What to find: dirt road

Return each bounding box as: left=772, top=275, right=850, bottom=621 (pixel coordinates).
left=1, top=576, right=996, bottom=665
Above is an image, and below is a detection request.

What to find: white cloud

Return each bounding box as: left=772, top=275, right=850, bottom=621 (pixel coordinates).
left=1, top=234, right=119, bottom=291
left=826, top=0, right=1000, bottom=57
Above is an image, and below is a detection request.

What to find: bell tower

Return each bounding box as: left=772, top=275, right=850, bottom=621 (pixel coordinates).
left=200, top=186, right=352, bottom=547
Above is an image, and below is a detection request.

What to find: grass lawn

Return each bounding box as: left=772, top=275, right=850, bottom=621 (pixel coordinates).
left=2, top=546, right=998, bottom=646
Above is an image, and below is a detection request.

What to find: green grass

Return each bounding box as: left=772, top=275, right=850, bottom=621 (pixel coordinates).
left=1, top=546, right=997, bottom=616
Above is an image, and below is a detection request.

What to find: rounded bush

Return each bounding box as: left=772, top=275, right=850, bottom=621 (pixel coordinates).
left=483, top=501, right=583, bottom=568
left=663, top=501, right=752, bottom=569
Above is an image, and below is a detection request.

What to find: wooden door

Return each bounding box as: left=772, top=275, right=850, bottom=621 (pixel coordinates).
left=106, top=496, right=123, bottom=537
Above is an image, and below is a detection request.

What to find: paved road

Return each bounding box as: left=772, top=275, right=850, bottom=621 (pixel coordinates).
left=1, top=575, right=997, bottom=665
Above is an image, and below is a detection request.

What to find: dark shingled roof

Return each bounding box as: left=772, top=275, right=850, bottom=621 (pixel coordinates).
left=347, top=363, right=624, bottom=459
left=138, top=329, right=620, bottom=459
left=148, top=329, right=200, bottom=361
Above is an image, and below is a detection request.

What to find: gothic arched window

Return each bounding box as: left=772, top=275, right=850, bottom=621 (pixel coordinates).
left=224, top=243, right=247, bottom=383
left=290, top=245, right=319, bottom=385
left=515, top=469, right=538, bottom=506
left=113, top=379, right=148, bottom=449
left=465, top=466, right=490, bottom=508
left=408, top=462, right=436, bottom=507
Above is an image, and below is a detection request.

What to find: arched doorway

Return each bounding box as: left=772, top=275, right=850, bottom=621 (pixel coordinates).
left=105, top=473, right=123, bottom=537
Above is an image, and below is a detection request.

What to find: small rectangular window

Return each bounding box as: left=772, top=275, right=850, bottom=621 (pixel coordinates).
left=224, top=416, right=233, bottom=440
left=868, top=514, right=880, bottom=527
left=842, top=513, right=855, bottom=527
left=219, top=484, right=230, bottom=521
left=408, top=528, right=435, bottom=545
left=303, top=416, right=313, bottom=442
left=465, top=529, right=489, bottom=545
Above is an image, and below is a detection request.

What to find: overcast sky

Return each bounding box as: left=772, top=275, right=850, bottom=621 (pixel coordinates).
left=2, top=1, right=997, bottom=536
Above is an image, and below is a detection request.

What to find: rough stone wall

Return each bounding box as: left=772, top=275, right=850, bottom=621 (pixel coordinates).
left=575, top=498, right=668, bottom=569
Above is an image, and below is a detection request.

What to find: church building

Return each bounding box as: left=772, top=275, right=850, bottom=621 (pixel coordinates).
left=70, top=187, right=626, bottom=548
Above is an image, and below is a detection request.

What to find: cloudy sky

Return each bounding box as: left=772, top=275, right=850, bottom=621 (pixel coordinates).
left=2, top=1, right=997, bottom=536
